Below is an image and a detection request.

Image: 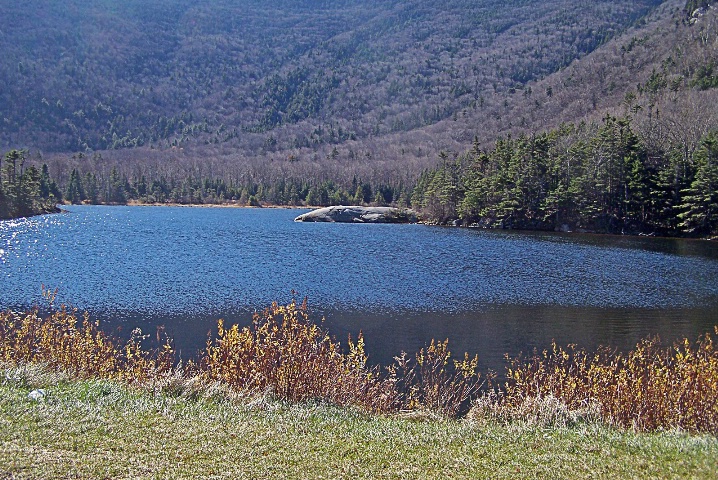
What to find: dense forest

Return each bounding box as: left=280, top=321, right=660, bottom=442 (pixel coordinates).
left=412, top=116, right=718, bottom=236
left=0, top=150, right=61, bottom=220
left=2, top=0, right=662, bottom=159
left=56, top=157, right=407, bottom=209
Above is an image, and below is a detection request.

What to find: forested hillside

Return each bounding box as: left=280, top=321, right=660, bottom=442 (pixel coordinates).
left=2, top=0, right=659, bottom=153
left=2, top=0, right=717, bottom=232
left=412, top=1, right=718, bottom=236
left=3, top=2, right=660, bottom=160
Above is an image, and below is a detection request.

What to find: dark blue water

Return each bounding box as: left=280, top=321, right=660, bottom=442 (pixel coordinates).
left=2, top=205, right=718, bottom=370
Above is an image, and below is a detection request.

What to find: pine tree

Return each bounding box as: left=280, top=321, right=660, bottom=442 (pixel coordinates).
left=66, top=168, right=85, bottom=204
left=678, top=133, right=718, bottom=235
left=0, top=150, right=57, bottom=219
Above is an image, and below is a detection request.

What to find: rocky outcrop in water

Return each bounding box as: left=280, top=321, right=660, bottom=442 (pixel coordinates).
left=294, top=206, right=417, bottom=223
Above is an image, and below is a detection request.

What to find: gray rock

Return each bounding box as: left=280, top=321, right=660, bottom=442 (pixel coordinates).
left=294, top=206, right=417, bottom=223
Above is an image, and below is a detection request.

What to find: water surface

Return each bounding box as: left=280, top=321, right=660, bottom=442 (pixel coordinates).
left=2, top=205, right=717, bottom=371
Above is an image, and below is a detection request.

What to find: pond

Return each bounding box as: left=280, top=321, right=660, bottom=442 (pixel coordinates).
left=2, top=205, right=717, bottom=372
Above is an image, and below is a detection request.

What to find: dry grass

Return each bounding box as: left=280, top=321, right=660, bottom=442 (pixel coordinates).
left=478, top=329, right=718, bottom=433
left=469, top=393, right=602, bottom=430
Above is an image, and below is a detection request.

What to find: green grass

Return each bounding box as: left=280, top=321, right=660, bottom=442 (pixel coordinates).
left=1, top=367, right=717, bottom=479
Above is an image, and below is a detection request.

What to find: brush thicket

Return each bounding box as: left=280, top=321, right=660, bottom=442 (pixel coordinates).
left=0, top=307, right=173, bottom=382
left=197, top=300, right=398, bottom=412
left=480, top=329, right=718, bottom=433
left=3, top=300, right=717, bottom=430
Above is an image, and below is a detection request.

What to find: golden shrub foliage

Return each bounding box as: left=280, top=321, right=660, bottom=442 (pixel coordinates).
left=197, top=301, right=484, bottom=415
left=0, top=308, right=173, bottom=382
left=496, top=329, right=718, bottom=433
left=198, top=300, right=399, bottom=412
left=9, top=298, right=716, bottom=430
left=389, top=339, right=482, bottom=417
left=0, top=300, right=481, bottom=416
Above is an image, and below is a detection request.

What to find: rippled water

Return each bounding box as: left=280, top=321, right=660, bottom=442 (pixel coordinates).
left=2, top=205, right=718, bottom=370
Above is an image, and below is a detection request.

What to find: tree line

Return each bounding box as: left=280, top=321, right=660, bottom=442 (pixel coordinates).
left=57, top=164, right=410, bottom=210
left=6, top=115, right=717, bottom=238
left=0, top=150, right=61, bottom=220
left=411, top=116, right=718, bottom=236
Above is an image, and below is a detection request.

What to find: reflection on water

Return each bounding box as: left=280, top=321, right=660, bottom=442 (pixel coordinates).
left=2, top=205, right=718, bottom=373
left=319, top=305, right=718, bottom=372
left=94, top=304, right=718, bottom=374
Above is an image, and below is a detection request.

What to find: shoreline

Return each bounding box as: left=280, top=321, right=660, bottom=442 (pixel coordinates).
left=125, top=200, right=312, bottom=209
left=53, top=202, right=716, bottom=240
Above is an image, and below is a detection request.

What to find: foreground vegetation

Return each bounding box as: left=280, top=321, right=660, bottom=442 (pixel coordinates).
left=2, top=300, right=718, bottom=432
left=2, top=370, right=717, bottom=479
left=0, top=301, right=480, bottom=418
left=2, top=299, right=718, bottom=476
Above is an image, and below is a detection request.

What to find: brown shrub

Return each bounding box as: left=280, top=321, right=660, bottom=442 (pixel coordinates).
left=0, top=307, right=173, bottom=383
left=388, top=340, right=483, bottom=417
left=488, top=329, right=718, bottom=433
left=21, top=298, right=718, bottom=430
left=0, top=300, right=482, bottom=417
left=197, top=300, right=399, bottom=412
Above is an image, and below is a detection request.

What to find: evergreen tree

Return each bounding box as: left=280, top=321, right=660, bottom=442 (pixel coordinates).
left=84, top=172, right=100, bottom=204
left=107, top=167, right=126, bottom=203
left=66, top=168, right=85, bottom=204
left=2, top=150, right=21, bottom=211
left=678, top=133, right=718, bottom=235
left=1, top=150, right=58, bottom=219
left=0, top=157, right=9, bottom=219
left=16, top=165, right=41, bottom=218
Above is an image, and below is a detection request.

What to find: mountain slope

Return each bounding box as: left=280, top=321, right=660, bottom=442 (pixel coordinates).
left=6, top=0, right=718, bottom=208
left=409, top=0, right=718, bottom=236
left=2, top=0, right=661, bottom=158
left=446, top=0, right=718, bottom=157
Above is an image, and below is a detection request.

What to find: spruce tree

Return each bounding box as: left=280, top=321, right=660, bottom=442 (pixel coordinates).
left=679, top=133, right=718, bottom=235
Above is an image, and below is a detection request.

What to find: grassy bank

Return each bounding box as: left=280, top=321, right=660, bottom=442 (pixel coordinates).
left=2, top=367, right=717, bottom=479
left=2, top=302, right=718, bottom=477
